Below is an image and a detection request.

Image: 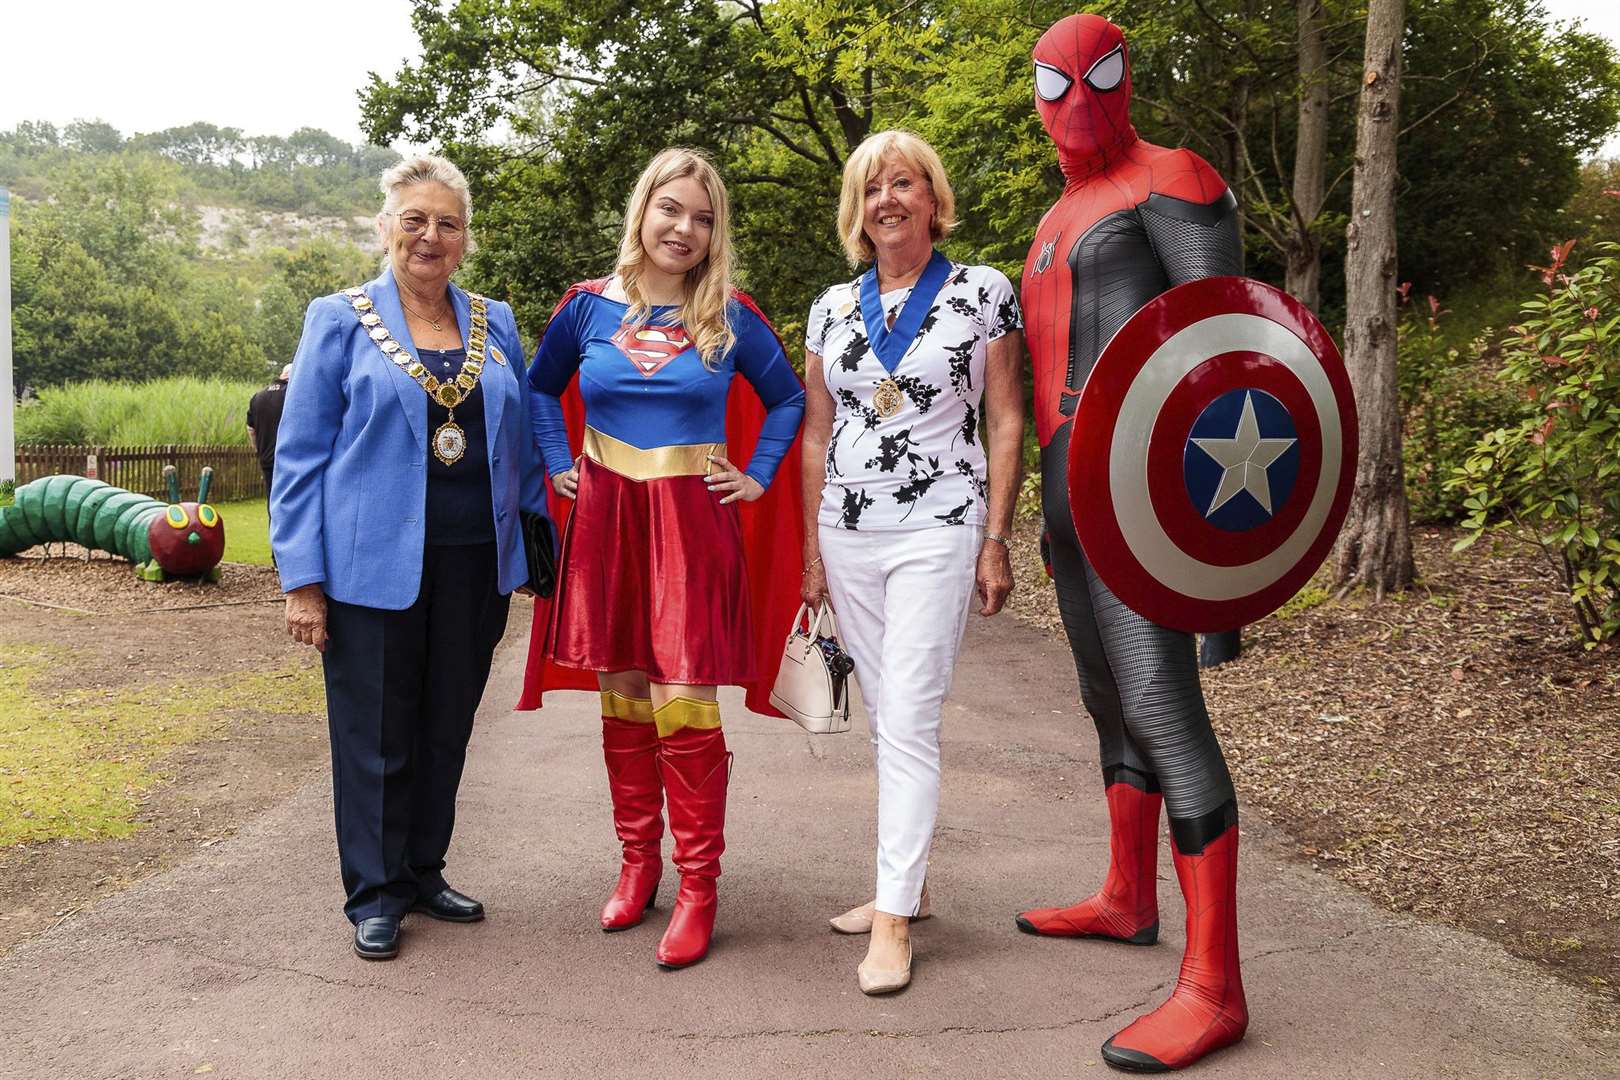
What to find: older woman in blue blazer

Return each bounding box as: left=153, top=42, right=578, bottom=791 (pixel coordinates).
left=271, top=155, right=548, bottom=961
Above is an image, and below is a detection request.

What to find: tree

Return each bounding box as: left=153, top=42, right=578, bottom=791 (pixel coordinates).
left=130, top=122, right=245, bottom=168
left=63, top=120, right=124, bottom=155
left=359, top=0, right=1620, bottom=347
left=1395, top=0, right=1620, bottom=293
left=7, top=121, right=60, bottom=154
left=1286, top=0, right=1332, bottom=310
left=286, top=127, right=352, bottom=169
left=9, top=156, right=265, bottom=389
left=361, top=0, right=956, bottom=333
left=255, top=239, right=381, bottom=368
left=1333, top=0, right=1414, bottom=598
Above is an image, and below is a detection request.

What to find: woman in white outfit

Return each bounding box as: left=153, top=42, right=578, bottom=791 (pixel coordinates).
left=800, top=130, right=1024, bottom=994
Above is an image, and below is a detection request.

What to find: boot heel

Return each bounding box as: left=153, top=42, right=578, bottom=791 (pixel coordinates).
left=645, top=887, right=658, bottom=911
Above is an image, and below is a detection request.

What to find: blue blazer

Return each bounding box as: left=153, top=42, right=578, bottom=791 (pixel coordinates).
left=271, top=268, right=548, bottom=609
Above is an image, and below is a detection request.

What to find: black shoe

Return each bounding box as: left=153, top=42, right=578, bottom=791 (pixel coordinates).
left=411, top=886, right=485, bottom=923
left=353, top=916, right=401, bottom=960
left=1100, top=1037, right=1171, bottom=1073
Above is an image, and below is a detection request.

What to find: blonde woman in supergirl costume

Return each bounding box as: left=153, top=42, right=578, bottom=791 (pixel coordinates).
left=524, top=148, right=805, bottom=969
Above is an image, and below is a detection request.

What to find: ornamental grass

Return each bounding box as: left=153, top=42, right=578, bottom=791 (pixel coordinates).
left=14, top=377, right=264, bottom=447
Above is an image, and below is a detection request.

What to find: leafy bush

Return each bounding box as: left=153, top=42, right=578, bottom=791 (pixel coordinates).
left=1398, top=289, right=1522, bottom=522
left=14, top=377, right=265, bottom=446
left=1451, top=241, right=1620, bottom=647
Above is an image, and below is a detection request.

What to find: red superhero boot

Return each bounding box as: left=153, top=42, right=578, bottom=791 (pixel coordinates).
left=1101, top=824, right=1246, bottom=1072
left=1016, top=777, right=1161, bottom=944
left=652, top=697, right=730, bottom=969
left=598, top=691, right=663, bottom=931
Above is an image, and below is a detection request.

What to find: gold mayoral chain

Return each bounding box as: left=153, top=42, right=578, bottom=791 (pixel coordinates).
left=344, top=287, right=491, bottom=466
left=872, top=376, right=905, bottom=419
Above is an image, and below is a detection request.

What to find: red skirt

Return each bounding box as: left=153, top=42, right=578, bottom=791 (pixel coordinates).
left=545, top=455, right=756, bottom=685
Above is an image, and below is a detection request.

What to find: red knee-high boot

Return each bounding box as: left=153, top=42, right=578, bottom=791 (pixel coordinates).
left=653, top=698, right=729, bottom=969
left=1101, top=823, right=1247, bottom=1073
left=599, top=693, right=663, bottom=931
left=1017, top=781, right=1162, bottom=944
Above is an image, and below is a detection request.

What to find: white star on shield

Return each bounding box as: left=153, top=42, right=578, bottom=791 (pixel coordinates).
left=1190, top=392, right=1297, bottom=517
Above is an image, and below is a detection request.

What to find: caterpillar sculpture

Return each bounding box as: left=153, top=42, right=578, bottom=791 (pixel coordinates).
left=0, top=466, right=226, bottom=581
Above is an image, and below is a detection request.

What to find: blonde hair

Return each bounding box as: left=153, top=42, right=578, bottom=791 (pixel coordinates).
left=616, top=148, right=735, bottom=368
left=377, top=154, right=478, bottom=257
left=837, top=130, right=956, bottom=266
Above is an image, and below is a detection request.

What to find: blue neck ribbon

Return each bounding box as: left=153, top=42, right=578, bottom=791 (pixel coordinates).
left=860, top=250, right=952, bottom=375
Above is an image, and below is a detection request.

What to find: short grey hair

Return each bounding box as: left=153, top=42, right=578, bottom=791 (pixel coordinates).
left=378, top=154, right=477, bottom=255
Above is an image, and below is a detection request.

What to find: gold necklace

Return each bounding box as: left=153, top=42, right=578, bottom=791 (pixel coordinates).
left=400, top=294, right=453, bottom=332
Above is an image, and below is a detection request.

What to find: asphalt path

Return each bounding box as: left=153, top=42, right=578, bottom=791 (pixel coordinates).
left=1, top=613, right=1611, bottom=1079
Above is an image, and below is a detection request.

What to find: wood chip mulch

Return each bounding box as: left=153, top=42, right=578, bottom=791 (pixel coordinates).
left=1006, top=516, right=1619, bottom=1012
left=0, top=546, right=282, bottom=614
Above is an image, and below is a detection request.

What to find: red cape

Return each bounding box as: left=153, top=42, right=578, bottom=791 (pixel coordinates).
left=516, top=280, right=805, bottom=719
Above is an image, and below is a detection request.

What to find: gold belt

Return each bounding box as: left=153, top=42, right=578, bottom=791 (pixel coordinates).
left=582, top=427, right=725, bottom=481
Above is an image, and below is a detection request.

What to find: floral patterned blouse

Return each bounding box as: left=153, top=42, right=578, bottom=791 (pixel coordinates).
left=806, top=262, right=1022, bottom=531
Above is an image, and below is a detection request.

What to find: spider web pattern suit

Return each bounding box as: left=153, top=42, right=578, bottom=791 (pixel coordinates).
left=1018, top=13, right=1249, bottom=1073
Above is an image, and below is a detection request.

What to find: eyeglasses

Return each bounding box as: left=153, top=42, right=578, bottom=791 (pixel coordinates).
left=389, top=211, right=467, bottom=240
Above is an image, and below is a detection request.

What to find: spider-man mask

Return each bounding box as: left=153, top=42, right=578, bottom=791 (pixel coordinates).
left=1033, top=13, right=1136, bottom=178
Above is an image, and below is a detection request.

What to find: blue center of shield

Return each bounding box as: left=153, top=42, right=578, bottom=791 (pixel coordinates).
left=1183, top=389, right=1300, bottom=532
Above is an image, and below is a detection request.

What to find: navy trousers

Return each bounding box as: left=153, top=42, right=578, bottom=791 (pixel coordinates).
left=321, top=542, right=511, bottom=923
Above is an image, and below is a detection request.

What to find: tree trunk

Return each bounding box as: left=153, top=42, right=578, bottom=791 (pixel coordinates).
left=1222, top=5, right=1255, bottom=268
left=1333, top=0, right=1414, bottom=599
left=1284, top=0, right=1329, bottom=311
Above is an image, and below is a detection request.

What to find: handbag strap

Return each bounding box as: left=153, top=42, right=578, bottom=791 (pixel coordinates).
left=809, top=602, right=837, bottom=640
left=789, top=601, right=842, bottom=642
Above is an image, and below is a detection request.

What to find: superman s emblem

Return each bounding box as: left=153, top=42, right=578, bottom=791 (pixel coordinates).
left=612, top=323, right=693, bottom=377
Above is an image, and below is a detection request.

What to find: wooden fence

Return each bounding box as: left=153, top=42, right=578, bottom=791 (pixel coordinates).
left=16, top=445, right=265, bottom=502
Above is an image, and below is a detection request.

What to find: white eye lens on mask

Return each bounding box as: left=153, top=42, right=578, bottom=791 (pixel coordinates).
left=1034, top=61, right=1073, bottom=102
left=1083, top=46, right=1126, bottom=92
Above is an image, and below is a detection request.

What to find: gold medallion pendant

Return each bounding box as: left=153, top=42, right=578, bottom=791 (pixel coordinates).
left=872, top=377, right=904, bottom=419
left=433, top=416, right=468, bottom=466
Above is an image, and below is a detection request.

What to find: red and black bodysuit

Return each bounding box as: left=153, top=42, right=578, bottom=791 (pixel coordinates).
left=1017, top=14, right=1248, bottom=1073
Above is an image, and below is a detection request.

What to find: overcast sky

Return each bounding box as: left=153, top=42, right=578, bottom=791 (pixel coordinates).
left=0, top=1, right=423, bottom=147
left=0, top=0, right=1617, bottom=154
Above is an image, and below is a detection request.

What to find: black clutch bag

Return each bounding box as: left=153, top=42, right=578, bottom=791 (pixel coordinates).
left=519, top=510, right=557, bottom=599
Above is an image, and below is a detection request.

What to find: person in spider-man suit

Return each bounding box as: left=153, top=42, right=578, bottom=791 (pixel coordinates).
left=1016, top=13, right=1248, bottom=1073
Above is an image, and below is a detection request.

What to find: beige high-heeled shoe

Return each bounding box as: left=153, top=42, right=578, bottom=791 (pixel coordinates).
left=857, top=938, right=912, bottom=995
left=829, top=885, right=932, bottom=935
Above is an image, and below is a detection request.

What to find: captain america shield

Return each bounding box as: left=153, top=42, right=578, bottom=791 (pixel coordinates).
left=1069, top=276, right=1357, bottom=632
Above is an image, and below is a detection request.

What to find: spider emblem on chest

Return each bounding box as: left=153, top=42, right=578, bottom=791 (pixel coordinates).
left=1033, top=231, right=1060, bottom=274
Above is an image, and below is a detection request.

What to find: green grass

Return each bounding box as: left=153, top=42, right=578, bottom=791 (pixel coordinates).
left=214, top=498, right=272, bottom=566
left=0, top=645, right=324, bottom=845
left=15, top=377, right=264, bottom=446
left=1275, top=584, right=1332, bottom=619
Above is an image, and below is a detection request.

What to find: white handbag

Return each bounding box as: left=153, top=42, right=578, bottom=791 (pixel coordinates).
left=770, top=603, right=855, bottom=734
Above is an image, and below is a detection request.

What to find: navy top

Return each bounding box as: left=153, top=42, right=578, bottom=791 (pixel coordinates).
left=421, top=348, right=495, bottom=545
left=528, top=291, right=806, bottom=488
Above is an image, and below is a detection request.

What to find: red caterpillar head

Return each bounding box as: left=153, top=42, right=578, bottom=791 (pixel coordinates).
left=1033, top=14, right=1136, bottom=178
left=147, top=466, right=225, bottom=577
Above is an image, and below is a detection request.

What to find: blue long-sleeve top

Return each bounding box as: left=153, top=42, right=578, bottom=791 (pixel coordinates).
left=527, top=290, right=806, bottom=489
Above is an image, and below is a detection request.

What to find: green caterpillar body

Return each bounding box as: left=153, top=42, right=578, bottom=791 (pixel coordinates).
left=0, top=471, right=226, bottom=580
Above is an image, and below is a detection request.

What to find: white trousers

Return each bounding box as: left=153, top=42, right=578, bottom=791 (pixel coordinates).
left=819, top=524, right=978, bottom=917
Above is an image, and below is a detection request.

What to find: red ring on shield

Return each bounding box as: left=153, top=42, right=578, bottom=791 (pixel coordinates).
left=1070, top=276, right=1357, bottom=632
left=1146, top=351, right=1322, bottom=568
